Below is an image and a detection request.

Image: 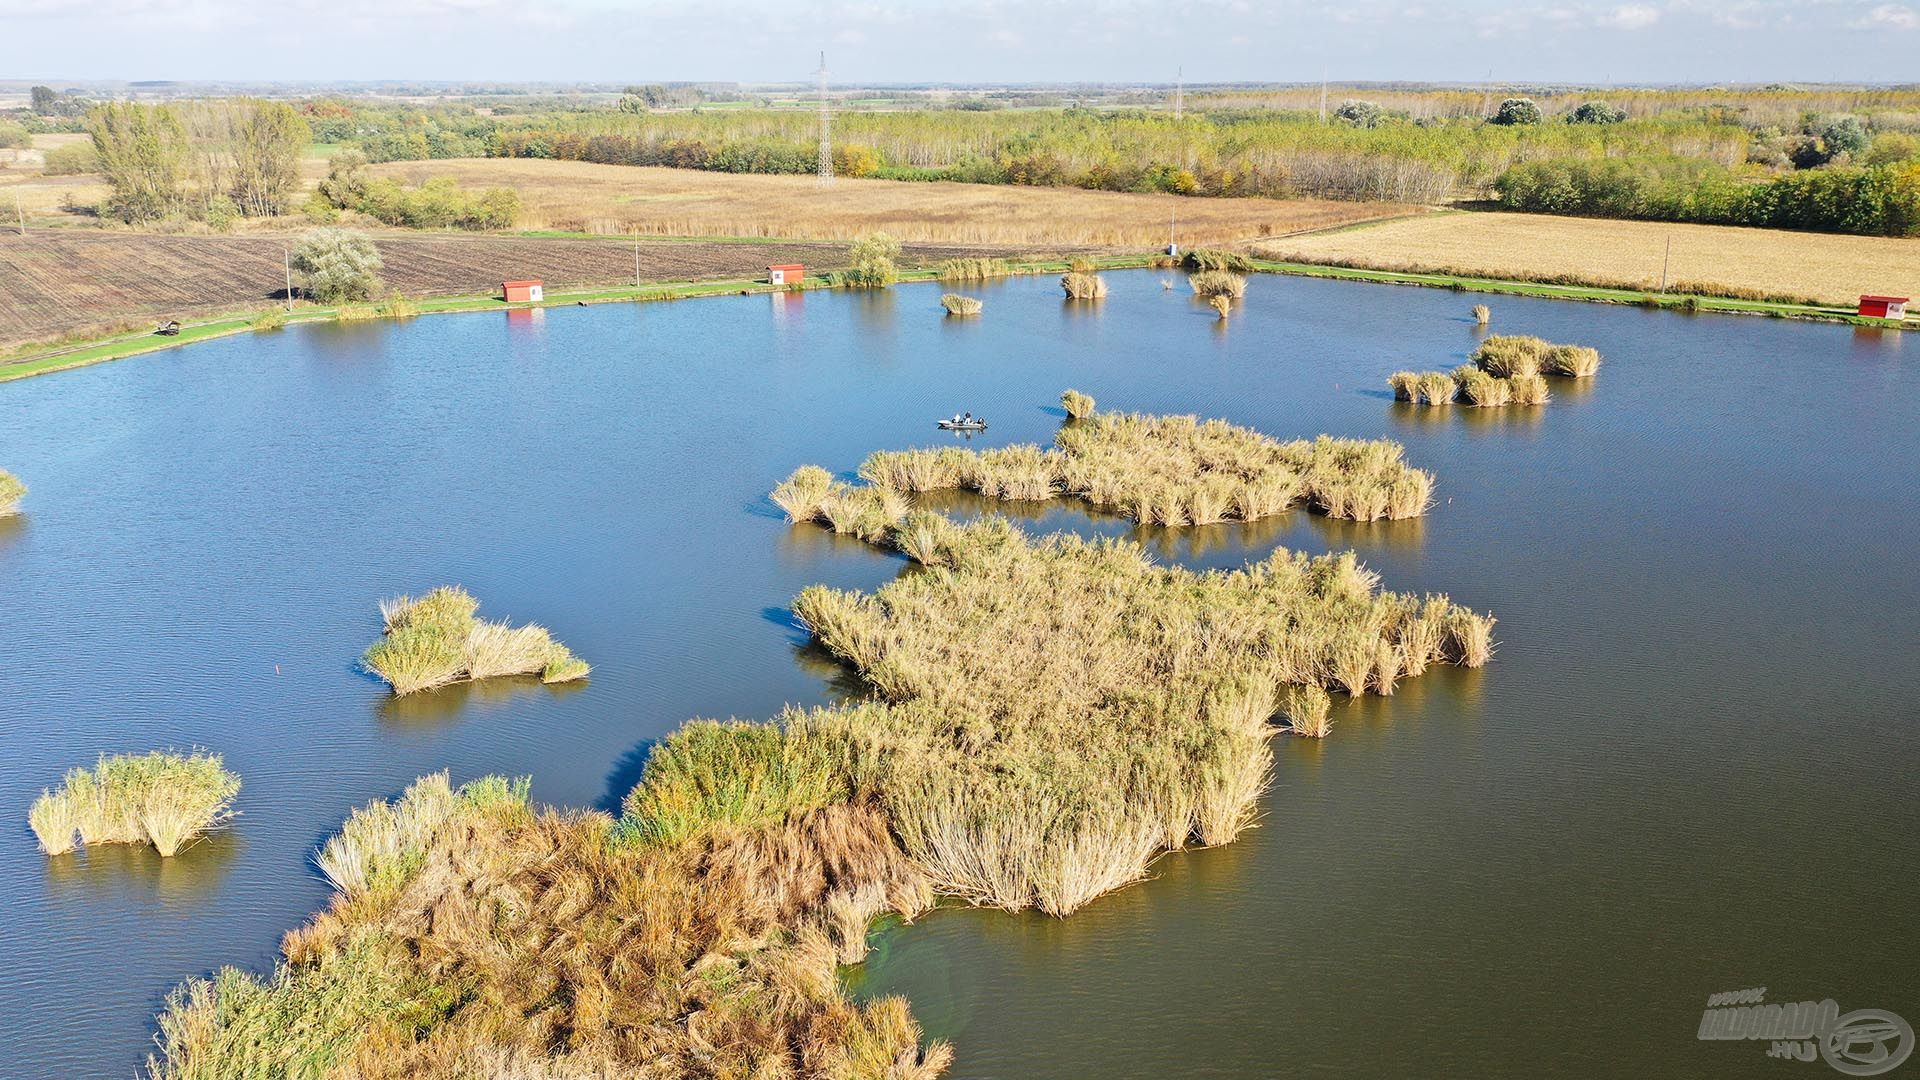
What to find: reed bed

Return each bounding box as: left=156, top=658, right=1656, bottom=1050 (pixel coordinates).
left=1061, top=271, right=1107, bottom=300
left=1061, top=389, right=1096, bottom=420
left=152, top=773, right=950, bottom=1080
left=832, top=401, right=1434, bottom=525
left=936, top=256, right=1011, bottom=281
left=1473, top=303, right=1491, bottom=325
left=773, top=515, right=1493, bottom=913
left=1189, top=270, right=1249, bottom=299
left=362, top=586, right=588, bottom=695
left=30, top=751, right=239, bottom=857
left=940, top=293, right=983, bottom=316
left=1471, top=335, right=1601, bottom=378
left=147, top=424, right=1495, bottom=1076
left=0, top=468, right=24, bottom=515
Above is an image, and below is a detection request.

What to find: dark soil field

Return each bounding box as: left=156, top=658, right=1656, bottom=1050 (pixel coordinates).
left=0, top=232, right=1013, bottom=348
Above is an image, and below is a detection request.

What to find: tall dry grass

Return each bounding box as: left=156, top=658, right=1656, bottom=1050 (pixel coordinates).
left=936, top=257, right=1011, bottom=281
left=1061, top=389, right=1096, bottom=420
left=1189, top=270, right=1249, bottom=299
left=1061, top=271, right=1106, bottom=299
left=363, top=586, right=588, bottom=694
left=839, top=400, right=1433, bottom=524
left=940, top=293, right=983, bottom=316
left=30, top=752, right=240, bottom=857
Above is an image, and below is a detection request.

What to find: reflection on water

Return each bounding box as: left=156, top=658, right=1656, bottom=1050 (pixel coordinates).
left=43, top=833, right=241, bottom=908
left=375, top=675, right=586, bottom=728
left=0, top=513, right=26, bottom=553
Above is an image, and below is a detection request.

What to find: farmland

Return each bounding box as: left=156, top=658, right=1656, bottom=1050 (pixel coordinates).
left=367, top=158, right=1415, bottom=247
left=1261, top=211, right=1920, bottom=307
left=0, top=232, right=1003, bottom=347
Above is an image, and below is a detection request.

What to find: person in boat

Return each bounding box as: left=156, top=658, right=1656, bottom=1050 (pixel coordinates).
left=950, top=412, right=964, bottom=425
left=962, top=412, right=974, bottom=425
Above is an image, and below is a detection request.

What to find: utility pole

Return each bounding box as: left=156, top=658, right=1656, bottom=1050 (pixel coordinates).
left=635, top=241, right=641, bottom=289
left=284, top=247, right=293, bottom=311
left=1319, top=70, right=1328, bottom=124
left=815, top=51, right=833, bottom=186
left=14, top=192, right=23, bottom=236
left=1659, top=236, right=1672, bottom=293
left=1174, top=66, right=1183, bottom=121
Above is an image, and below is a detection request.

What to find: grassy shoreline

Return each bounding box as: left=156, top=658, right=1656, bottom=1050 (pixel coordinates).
left=3, top=250, right=1908, bottom=386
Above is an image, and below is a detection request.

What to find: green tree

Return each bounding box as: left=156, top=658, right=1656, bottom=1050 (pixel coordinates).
left=30, top=85, right=58, bottom=115
left=88, top=102, right=190, bottom=223
left=290, top=228, right=384, bottom=303
left=231, top=100, right=311, bottom=217
left=1566, top=101, right=1626, bottom=124
left=1491, top=98, right=1543, bottom=126
left=845, top=232, right=901, bottom=288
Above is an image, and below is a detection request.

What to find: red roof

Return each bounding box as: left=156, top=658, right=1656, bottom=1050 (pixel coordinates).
left=767, top=264, right=805, bottom=271
left=1860, top=295, right=1908, bottom=303
left=502, top=279, right=543, bottom=288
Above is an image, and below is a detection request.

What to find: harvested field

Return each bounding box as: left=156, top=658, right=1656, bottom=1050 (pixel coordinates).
left=0, top=231, right=998, bottom=348
left=369, top=158, right=1416, bottom=248
left=1261, top=211, right=1920, bottom=307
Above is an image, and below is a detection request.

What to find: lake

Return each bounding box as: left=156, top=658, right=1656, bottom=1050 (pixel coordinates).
left=1, top=270, right=1914, bottom=1079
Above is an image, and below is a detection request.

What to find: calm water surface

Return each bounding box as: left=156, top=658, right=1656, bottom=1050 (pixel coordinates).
left=1, top=272, right=1914, bottom=1079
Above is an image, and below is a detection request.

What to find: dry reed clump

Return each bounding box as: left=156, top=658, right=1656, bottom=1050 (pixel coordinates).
left=0, top=469, right=25, bottom=515
left=1061, top=389, right=1096, bottom=420
left=1389, top=371, right=1421, bottom=402
left=1209, top=296, right=1233, bottom=319
left=1419, top=371, right=1458, bottom=405
left=936, top=257, right=1011, bottom=281
left=1061, top=271, right=1107, bottom=300
left=1453, top=365, right=1515, bottom=407
left=1472, top=335, right=1601, bottom=379
left=939, top=293, right=983, bottom=316
left=1188, top=271, right=1249, bottom=299
left=1281, top=685, right=1334, bottom=738
left=152, top=773, right=951, bottom=1080
left=777, top=515, right=1494, bottom=913
left=363, top=586, right=587, bottom=695
left=829, top=401, right=1433, bottom=524
left=29, top=751, right=240, bottom=857
left=1472, top=303, right=1491, bottom=325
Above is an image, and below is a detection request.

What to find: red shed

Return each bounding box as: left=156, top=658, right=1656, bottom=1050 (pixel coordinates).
left=1858, top=295, right=1908, bottom=319
left=503, top=279, right=545, bottom=303
left=768, top=264, right=805, bottom=286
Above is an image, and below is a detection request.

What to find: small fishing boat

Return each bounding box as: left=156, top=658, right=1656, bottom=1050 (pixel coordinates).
left=937, top=417, right=988, bottom=431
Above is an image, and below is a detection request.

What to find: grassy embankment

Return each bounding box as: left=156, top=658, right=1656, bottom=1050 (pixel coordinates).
left=362, top=586, right=589, bottom=694
left=29, top=752, right=240, bottom=857
left=145, top=400, right=1493, bottom=1078
left=4, top=244, right=1906, bottom=387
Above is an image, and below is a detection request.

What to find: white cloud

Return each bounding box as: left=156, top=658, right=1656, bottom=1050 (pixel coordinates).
left=1849, top=2, right=1920, bottom=26
left=1596, top=3, right=1662, bottom=28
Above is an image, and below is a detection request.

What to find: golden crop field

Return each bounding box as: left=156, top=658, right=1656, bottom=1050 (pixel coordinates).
left=1262, top=211, right=1920, bottom=307
left=368, top=158, right=1416, bottom=248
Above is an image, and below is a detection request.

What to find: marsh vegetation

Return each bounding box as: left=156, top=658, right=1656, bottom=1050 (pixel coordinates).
left=0, top=469, right=24, bottom=515
left=940, top=293, right=983, bottom=316
left=1392, top=334, right=1599, bottom=407
left=29, top=752, right=240, bottom=858
left=838, top=401, right=1434, bottom=524
left=361, top=586, right=588, bottom=695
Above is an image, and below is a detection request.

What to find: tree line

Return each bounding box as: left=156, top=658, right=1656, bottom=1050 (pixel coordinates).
left=86, top=100, right=308, bottom=224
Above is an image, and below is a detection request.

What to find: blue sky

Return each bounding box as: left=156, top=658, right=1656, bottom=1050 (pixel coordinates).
left=5, top=0, right=1917, bottom=84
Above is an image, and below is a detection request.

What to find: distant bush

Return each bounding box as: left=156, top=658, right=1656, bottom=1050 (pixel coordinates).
left=290, top=227, right=384, bottom=304
left=1566, top=101, right=1627, bottom=125
left=1333, top=100, right=1383, bottom=128
left=1182, top=248, right=1254, bottom=272
left=0, top=124, right=29, bottom=149
left=1491, top=98, right=1543, bottom=126
left=40, top=142, right=97, bottom=175
left=351, top=176, right=519, bottom=230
